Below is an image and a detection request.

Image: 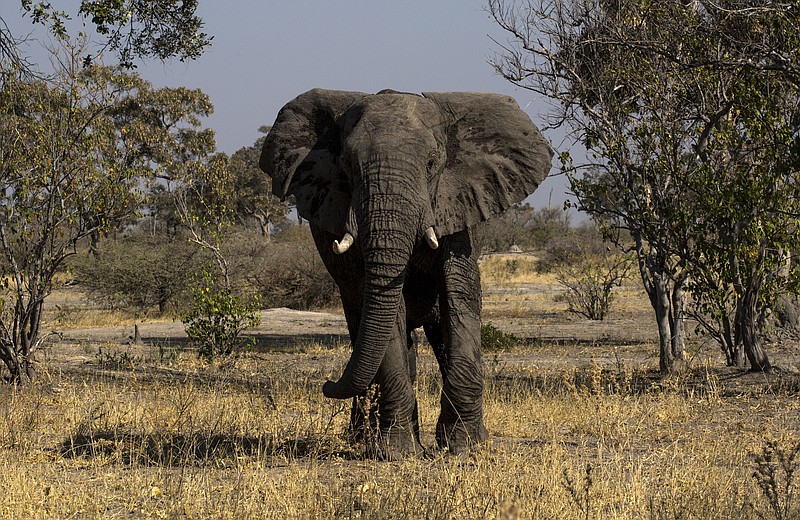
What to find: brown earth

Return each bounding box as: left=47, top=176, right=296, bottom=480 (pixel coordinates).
left=41, top=281, right=800, bottom=394
left=9, top=278, right=800, bottom=518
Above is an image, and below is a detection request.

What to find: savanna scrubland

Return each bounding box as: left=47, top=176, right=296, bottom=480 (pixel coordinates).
left=2, top=240, right=799, bottom=519
left=4, top=2, right=800, bottom=518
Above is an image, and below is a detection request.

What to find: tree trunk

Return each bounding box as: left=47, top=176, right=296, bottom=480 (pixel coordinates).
left=633, top=235, right=686, bottom=374
left=255, top=213, right=271, bottom=242
left=720, top=314, right=738, bottom=366
left=1, top=300, right=41, bottom=384
left=670, top=278, right=687, bottom=365
left=736, top=278, right=771, bottom=372
left=89, top=228, right=100, bottom=257
left=20, top=298, right=41, bottom=384
left=646, top=268, right=686, bottom=374
left=132, top=324, right=143, bottom=345
left=653, top=273, right=676, bottom=372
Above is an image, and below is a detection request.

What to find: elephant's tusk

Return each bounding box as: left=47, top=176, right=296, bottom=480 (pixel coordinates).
left=333, top=233, right=354, bottom=254
left=424, top=227, right=439, bottom=249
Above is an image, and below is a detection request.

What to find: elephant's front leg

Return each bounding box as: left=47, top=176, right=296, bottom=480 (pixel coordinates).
left=369, top=295, right=422, bottom=460
left=435, top=231, right=488, bottom=453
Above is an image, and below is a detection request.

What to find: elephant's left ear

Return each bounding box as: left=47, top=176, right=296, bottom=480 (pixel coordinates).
left=259, top=89, right=368, bottom=235
left=422, top=92, right=554, bottom=236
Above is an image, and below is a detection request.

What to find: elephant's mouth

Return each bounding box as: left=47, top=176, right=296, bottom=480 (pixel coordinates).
left=331, top=159, right=440, bottom=257
left=332, top=226, right=438, bottom=255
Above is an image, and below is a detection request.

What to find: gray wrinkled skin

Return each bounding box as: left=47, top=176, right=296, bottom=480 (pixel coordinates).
left=260, top=88, right=552, bottom=459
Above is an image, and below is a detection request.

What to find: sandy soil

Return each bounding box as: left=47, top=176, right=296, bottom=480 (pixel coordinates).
left=42, top=294, right=800, bottom=388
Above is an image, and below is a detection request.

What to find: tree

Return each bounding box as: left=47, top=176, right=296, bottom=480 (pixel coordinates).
left=474, top=203, right=571, bottom=252
left=0, top=34, right=222, bottom=382
left=109, top=79, right=216, bottom=182
left=226, top=127, right=290, bottom=240
left=72, top=235, right=204, bottom=314
left=174, top=157, right=265, bottom=360
left=0, top=54, right=150, bottom=382
left=489, top=0, right=800, bottom=372
left=8, top=1, right=210, bottom=70
left=143, top=184, right=182, bottom=238
left=489, top=0, right=693, bottom=371
left=0, top=2, right=215, bottom=381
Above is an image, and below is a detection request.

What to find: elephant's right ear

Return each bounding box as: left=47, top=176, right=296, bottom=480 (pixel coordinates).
left=260, top=88, right=367, bottom=235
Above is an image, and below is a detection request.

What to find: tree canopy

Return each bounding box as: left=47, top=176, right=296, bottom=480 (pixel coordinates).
left=0, top=30, right=219, bottom=381
left=490, top=0, right=800, bottom=371
left=8, top=0, right=211, bottom=70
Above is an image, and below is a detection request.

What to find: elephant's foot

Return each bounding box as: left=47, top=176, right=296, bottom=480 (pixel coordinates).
left=366, top=422, right=423, bottom=461
left=435, top=418, right=488, bottom=455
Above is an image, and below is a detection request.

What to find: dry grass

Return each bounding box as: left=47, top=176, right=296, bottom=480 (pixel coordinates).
left=2, top=340, right=800, bottom=518
left=480, top=254, right=545, bottom=286
left=41, top=287, right=180, bottom=330
left=480, top=254, right=570, bottom=321
left=43, top=253, right=618, bottom=328
left=480, top=254, right=652, bottom=326
left=1, top=256, right=797, bottom=517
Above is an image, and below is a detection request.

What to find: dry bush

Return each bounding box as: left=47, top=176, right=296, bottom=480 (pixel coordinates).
left=71, top=236, right=206, bottom=315
left=536, top=223, right=609, bottom=274
left=225, top=227, right=339, bottom=311
left=473, top=204, right=571, bottom=253
left=252, top=242, right=339, bottom=310
left=555, top=252, right=633, bottom=320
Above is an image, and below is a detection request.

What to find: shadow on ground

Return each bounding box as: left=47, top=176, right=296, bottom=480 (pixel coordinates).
left=58, top=430, right=357, bottom=466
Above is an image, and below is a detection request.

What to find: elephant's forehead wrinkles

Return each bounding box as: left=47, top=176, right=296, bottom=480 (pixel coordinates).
left=358, top=155, right=427, bottom=175
left=358, top=95, right=435, bottom=121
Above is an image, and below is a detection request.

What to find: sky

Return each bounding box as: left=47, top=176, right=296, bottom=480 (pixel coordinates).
left=3, top=1, right=574, bottom=211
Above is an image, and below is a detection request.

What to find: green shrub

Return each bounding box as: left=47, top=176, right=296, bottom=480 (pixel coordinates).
left=481, top=322, right=517, bottom=352
left=182, top=272, right=261, bottom=361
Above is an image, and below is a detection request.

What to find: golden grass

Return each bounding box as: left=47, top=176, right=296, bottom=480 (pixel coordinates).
left=479, top=255, right=568, bottom=320
left=479, top=254, right=652, bottom=321
left=40, top=287, right=176, bottom=329
left=2, top=342, right=799, bottom=519
left=0, top=256, right=795, bottom=517
left=480, top=254, right=547, bottom=286
left=42, top=253, right=633, bottom=329
left=46, top=308, right=154, bottom=329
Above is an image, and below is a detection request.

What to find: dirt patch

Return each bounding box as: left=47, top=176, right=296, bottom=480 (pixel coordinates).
left=42, top=304, right=800, bottom=394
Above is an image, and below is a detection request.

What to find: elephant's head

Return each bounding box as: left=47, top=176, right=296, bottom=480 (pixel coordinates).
left=260, top=88, right=552, bottom=396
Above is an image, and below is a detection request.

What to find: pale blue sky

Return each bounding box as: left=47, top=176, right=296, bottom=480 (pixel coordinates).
left=2, top=1, right=573, bottom=210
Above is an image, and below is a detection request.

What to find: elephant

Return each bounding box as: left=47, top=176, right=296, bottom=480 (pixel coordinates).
left=259, top=88, right=552, bottom=459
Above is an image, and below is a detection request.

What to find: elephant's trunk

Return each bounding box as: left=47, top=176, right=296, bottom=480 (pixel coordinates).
left=344, top=206, right=417, bottom=392
left=344, top=256, right=411, bottom=392
left=325, top=159, right=431, bottom=398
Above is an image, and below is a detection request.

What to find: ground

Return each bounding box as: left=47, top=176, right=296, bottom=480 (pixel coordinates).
left=4, top=255, right=800, bottom=518
left=46, top=264, right=800, bottom=385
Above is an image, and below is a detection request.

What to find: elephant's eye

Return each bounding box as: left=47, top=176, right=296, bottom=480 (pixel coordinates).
left=426, top=151, right=440, bottom=176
